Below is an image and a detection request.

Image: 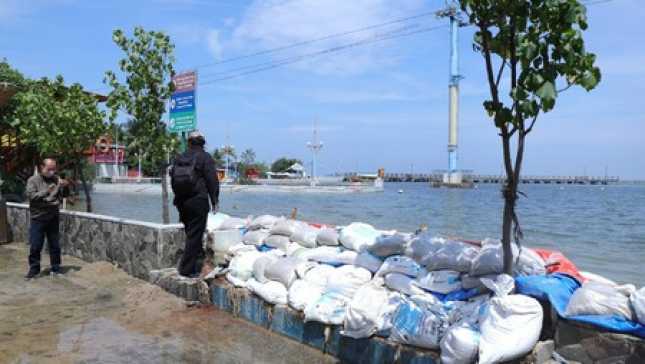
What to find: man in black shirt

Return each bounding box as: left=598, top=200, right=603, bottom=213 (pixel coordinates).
left=171, top=131, right=220, bottom=277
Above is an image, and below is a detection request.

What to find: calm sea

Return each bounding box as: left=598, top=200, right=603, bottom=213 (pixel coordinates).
left=83, top=183, right=645, bottom=286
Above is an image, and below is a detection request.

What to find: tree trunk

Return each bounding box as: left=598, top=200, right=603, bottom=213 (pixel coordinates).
left=502, top=186, right=515, bottom=274
left=77, top=161, right=92, bottom=213
left=160, top=163, right=170, bottom=224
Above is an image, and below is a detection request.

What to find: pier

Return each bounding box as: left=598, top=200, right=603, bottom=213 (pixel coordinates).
left=358, top=172, right=620, bottom=185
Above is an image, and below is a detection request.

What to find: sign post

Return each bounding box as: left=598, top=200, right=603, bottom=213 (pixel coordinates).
left=169, top=71, right=197, bottom=151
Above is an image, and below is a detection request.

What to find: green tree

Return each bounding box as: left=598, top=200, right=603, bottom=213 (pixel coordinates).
left=104, top=27, right=178, bottom=223
left=240, top=148, right=256, bottom=165
left=271, top=157, right=302, bottom=173
left=10, top=76, right=107, bottom=211
left=458, top=0, right=601, bottom=273
left=212, top=148, right=225, bottom=169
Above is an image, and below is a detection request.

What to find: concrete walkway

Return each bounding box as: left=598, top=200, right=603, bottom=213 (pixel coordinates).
left=0, top=243, right=336, bottom=364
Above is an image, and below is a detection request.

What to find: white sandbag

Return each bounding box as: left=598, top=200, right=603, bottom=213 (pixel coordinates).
left=264, top=256, right=304, bottom=288
left=414, top=270, right=463, bottom=294
left=270, top=219, right=301, bottom=236
left=461, top=274, right=498, bottom=290
left=304, top=292, right=348, bottom=325
left=288, top=279, right=324, bottom=311
left=514, top=247, right=547, bottom=276
left=219, top=217, right=248, bottom=230
left=376, top=255, right=422, bottom=278
left=242, top=229, right=270, bottom=246
left=207, top=212, right=231, bottom=232
left=264, top=234, right=291, bottom=251
left=342, top=284, right=401, bottom=339
left=480, top=274, right=515, bottom=297
left=478, top=294, right=543, bottom=364
left=353, top=252, right=383, bottom=273
left=630, top=287, right=645, bottom=325
left=339, top=222, right=381, bottom=252
left=565, top=281, right=634, bottom=320
left=390, top=299, right=449, bottom=350
left=405, top=234, right=445, bottom=263
left=580, top=271, right=617, bottom=286
left=303, top=264, right=337, bottom=286
left=316, top=228, right=340, bottom=246
left=228, top=250, right=264, bottom=282
left=384, top=273, right=427, bottom=297
left=211, top=229, right=243, bottom=253
left=469, top=238, right=518, bottom=276
left=325, top=265, right=372, bottom=300
left=226, top=272, right=248, bottom=288
left=291, top=224, right=320, bottom=248
left=368, top=233, right=411, bottom=258
left=423, top=240, right=479, bottom=273
left=299, top=246, right=358, bottom=266
left=252, top=255, right=280, bottom=283
left=249, top=215, right=279, bottom=230
left=247, top=278, right=288, bottom=305
left=440, top=323, right=480, bottom=364
left=227, top=243, right=256, bottom=255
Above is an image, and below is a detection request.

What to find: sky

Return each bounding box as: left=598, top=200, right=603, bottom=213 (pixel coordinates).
left=2, top=0, right=644, bottom=179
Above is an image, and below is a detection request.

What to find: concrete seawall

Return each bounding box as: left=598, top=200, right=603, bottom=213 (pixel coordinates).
left=5, top=203, right=185, bottom=280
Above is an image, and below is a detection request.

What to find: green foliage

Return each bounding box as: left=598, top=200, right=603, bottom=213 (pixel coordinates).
left=271, top=157, right=302, bottom=173
left=0, top=60, right=29, bottom=127
left=212, top=148, right=225, bottom=169
left=240, top=148, right=256, bottom=165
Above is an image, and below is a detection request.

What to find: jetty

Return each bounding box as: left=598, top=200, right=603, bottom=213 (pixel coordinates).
left=375, top=172, right=620, bottom=185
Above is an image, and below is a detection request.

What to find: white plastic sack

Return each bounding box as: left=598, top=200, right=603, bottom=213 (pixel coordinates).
left=316, top=228, right=340, bottom=246
left=565, top=281, right=634, bottom=320
left=440, top=323, right=480, bottom=364
left=480, top=274, right=515, bottom=297
left=514, top=247, right=547, bottom=277
left=291, top=225, right=320, bottom=248
left=264, top=235, right=291, bottom=251
left=242, top=229, right=270, bottom=246
left=299, top=246, right=358, bottom=266
left=630, top=287, right=645, bottom=325
left=270, top=219, right=301, bottom=236
left=342, top=284, right=401, bottom=339
left=226, top=272, right=248, bottom=288
left=368, top=233, right=411, bottom=258
left=304, top=292, right=348, bottom=325
left=247, top=278, right=288, bottom=305
left=219, top=217, right=248, bottom=230
left=264, top=256, right=304, bottom=288
left=325, top=265, right=372, bottom=300
left=384, top=273, right=427, bottom=297
left=339, top=223, right=381, bottom=252
left=228, top=250, right=264, bottom=282
left=580, top=271, right=617, bottom=286
left=390, top=299, right=448, bottom=350
left=249, top=215, right=279, bottom=230
left=211, top=229, right=243, bottom=253
left=303, top=264, right=337, bottom=286
left=414, top=270, right=463, bottom=294
left=207, top=212, right=231, bottom=232
left=461, top=274, right=498, bottom=290
left=288, top=279, right=324, bottom=311
left=353, top=252, right=383, bottom=273
left=469, top=238, right=518, bottom=276
left=376, top=255, right=421, bottom=278
left=405, top=234, right=445, bottom=263
left=252, top=255, right=279, bottom=283
left=423, top=240, right=479, bottom=273
left=478, top=294, right=543, bottom=364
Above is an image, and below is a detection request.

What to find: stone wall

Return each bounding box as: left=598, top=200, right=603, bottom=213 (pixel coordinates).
left=6, top=203, right=185, bottom=280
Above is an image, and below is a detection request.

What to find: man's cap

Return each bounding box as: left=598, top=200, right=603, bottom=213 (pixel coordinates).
left=187, top=131, right=205, bottom=140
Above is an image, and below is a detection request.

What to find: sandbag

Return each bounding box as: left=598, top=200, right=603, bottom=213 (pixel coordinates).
left=303, top=264, right=337, bottom=286
left=288, top=279, right=324, bottom=311
left=249, top=215, right=279, bottom=230
left=219, top=217, right=248, bottom=230
left=339, top=222, right=381, bottom=252
left=291, top=224, right=320, bottom=248
left=469, top=238, right=518, bottom=276
left=580, top=271, right=616, bottom=286
left=423, top=240, right=478, bottom=273
left=478, top=294, right=543, bottom=364
left=514, top=247, right=547, bottom=276
left=228, top=250, right=264, bottom=282
left=376, top=255, right=421, bottom=278
left=242, top=229, right=270, bottom=246
left=390, top=299, right=449, bottom=350
left=565, top=281, right=634, bottom=320
left=211, top=229, right=243, bottom=254
left=414, top=270, right=463, bottom=294
left=207, top=212, right=231, bottom=232
left=304, top=292, right=348, bottom=325
left=264, top=234, right=291, bottom=251
left=368, top=233, right=411, bottom=258
left=384, top=273, right=427, bottom=297
left=631, top=288, right=645, bottom=325
left=353, top=252, right=383, bottom=273
left=461, top=274, right=498, bottom=290
left=226, top=272, right=248, bottom=288
left=440, top=323, right=480, bottom=364
left=270, top=219, right=301, bottom=236
left=247, top=278, right=288, bottom=305
left=264, top=256, right=304, bottom=288
left=405, top=235, right=445, bottom=263
left=299, top=246, right=358, bottom=266
left=252, top=255, right=279, bottom=283
left=316, top=228, right=340, bottom=246
left=342, top=284, right=402, bottom=339
left=325, top=265, right=372, bottom=300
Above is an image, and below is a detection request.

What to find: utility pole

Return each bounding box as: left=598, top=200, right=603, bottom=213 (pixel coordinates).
left=307, top=120, right=323, bottom=186
left=438, top=1, right=466, bottom=185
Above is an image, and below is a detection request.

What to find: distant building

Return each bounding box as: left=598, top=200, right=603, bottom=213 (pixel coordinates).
left=266, top=162, right=307, bottom=179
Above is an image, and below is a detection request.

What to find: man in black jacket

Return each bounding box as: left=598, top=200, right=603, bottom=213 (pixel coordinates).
left=171, top=131, right=220, bottom=277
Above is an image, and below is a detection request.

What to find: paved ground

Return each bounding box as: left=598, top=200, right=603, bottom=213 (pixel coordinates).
left=0, top=242, right=337, bottom=364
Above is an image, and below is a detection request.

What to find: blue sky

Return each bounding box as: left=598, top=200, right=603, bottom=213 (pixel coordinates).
left=2, top=0, right=644, bottom=179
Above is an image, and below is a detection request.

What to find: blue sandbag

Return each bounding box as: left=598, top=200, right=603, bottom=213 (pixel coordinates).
left=515, top=274, right=645, bottom=339
left=431, top=287, right=483, bottom=302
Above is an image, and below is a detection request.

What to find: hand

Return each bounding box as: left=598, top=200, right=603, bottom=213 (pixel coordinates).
left=211, top=203, right=219, bottom=213
left=48, top=184, right=57, bottom=193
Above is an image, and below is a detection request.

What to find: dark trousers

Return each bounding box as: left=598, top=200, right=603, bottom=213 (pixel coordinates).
left=177, top=196, right=209, bottom=276
left=28, top=215, right=61, bottom=273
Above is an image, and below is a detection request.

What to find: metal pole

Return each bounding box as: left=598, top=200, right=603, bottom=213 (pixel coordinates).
left=447, top=6, right=459, bottom=175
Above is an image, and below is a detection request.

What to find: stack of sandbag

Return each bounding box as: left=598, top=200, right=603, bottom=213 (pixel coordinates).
left=343, top=284, right=402, bottom=339
left=316, top=228, right=340, bottom=246
left=339, top=222, right=382, bottom=252
left=368, top=233, right=412, bottom=258
left=469, top=238, right=546, bottom=278
left=389, top=295, right=452, bottom=350
left=631, top=287, right=645, bottom=325
left=240, top=215, right=279, bottom=247
left=246, top=255, right=316, bottom=305
left=288, top=263, right=336, bottom=311
left=206, top=212, right=231, bottom=232
left=291, top=223, right=321, bottom=249
left=218, top=216, right=250, bottom=230
left=565, top=281, right=636, bottom=320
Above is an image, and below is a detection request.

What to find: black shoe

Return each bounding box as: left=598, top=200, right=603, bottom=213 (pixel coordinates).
left=51, top=266, right=62, bottom=275
left=25, top=271, right=39, bottom=280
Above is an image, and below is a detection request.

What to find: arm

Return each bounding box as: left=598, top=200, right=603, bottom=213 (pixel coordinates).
left=203, top=154, right=220, bottom=209
left=26, top=177, right=49, bottom=202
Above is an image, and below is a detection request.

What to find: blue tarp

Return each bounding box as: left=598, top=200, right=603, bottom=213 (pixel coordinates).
left=432, top=287, right=483, bottom=302
left=515, top=274, right=645, bottom=339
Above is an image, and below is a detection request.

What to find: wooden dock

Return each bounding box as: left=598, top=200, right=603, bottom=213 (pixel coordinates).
left=367, top=173, right=620, bottom=185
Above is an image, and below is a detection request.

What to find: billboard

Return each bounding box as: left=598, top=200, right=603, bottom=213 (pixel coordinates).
left=169, top=71, right=197, bottom=133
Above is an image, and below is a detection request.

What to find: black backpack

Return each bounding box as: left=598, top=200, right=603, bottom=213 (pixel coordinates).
left=171, top=153, right=198, bottom=198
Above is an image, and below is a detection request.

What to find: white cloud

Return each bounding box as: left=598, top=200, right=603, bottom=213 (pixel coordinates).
left=226, top=0, right=428, bottom=75
left=206, top=29, right=223, bottom=60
